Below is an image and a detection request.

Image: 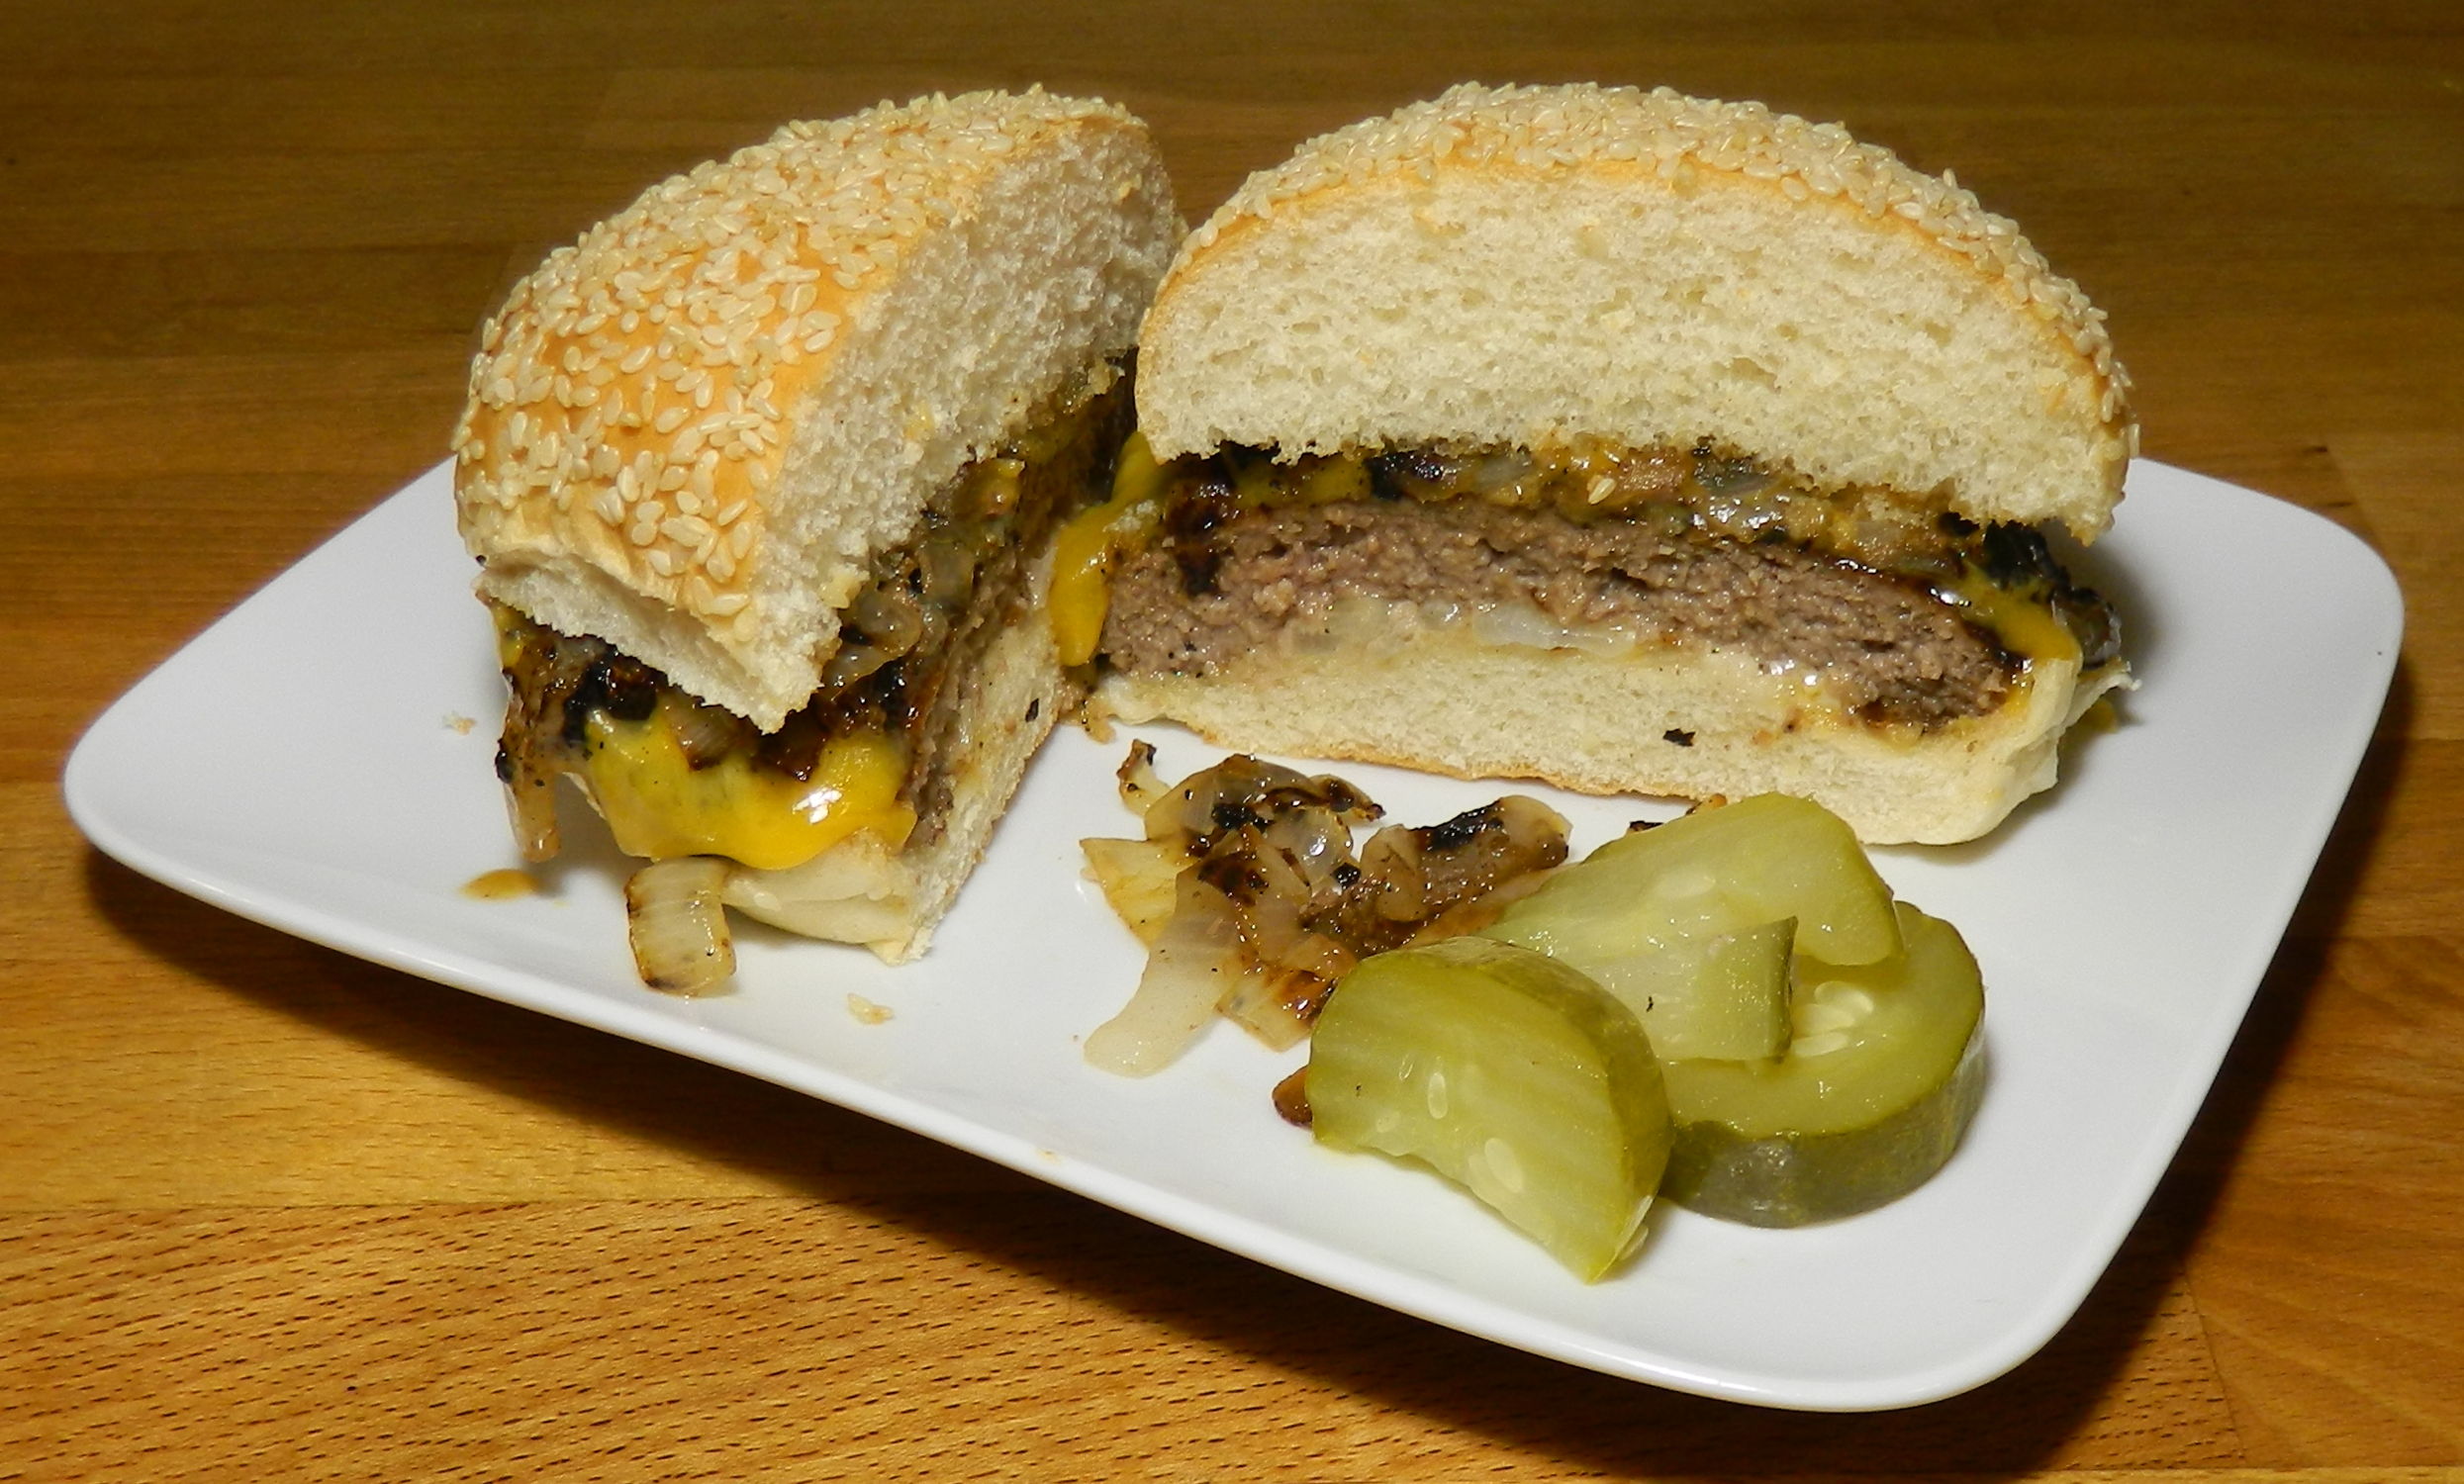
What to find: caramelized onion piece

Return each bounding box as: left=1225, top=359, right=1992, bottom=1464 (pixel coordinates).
left=1271, top=1066, right=1313, bottom=1127
left=1116, top=738, right=1170, bottom=814
left=1357, top=826, right=1427, bottom=923
left=669, top=700, right=751, bottom=771
left=1085, top=749, right=1573, bottom=1074
left=1413, top=795, right=1574, bottom=915
left=847, top=584, right=924, bottom=657
left=1085, top=872, right=1253, bottom=1076
left=625, top=857, right=736, bottom=996
left=1220, top=929, right=1358, bottom=1049
left=1081, top=835, right=1183, bottom=945
left=1142, top=751, right=1380, bottom=849
left=492, top=610, right=601, bottom=861
left=1260, top=797, right=1355, bottom=891
left=500, top=765, right=562, bottom=863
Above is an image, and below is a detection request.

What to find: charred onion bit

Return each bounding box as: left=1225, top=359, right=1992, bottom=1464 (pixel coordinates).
left=1115, top=738, right=1170, bottom=812
left=1163, top=472, right=1242, bottom=598
left=1977, top=521, right=2124, bottom=670
left=492, top=608, right=604, bottom=860
left=1084, top=747, right=1571, bottom=1072
left=1272, top=1066, right=1313, bottom=1127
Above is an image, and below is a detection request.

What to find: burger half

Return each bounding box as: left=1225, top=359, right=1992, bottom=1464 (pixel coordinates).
left=1061, top=82, right=2132, bottom=845
left=453, top=90, right=1181, bottom=987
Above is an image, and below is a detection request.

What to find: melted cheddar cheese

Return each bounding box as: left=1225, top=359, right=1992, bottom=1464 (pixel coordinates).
left=579, top=696, right=915, bottom=872
left=1936, top=563, right=2082, bottom=671
left=1050, top=431, right=1169, bottom=665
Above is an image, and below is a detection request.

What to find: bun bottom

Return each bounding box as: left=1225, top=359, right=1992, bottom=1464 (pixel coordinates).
left=1094, top=628, right=2126, bottom=845
left=721, top=570, right=1079, bottom=962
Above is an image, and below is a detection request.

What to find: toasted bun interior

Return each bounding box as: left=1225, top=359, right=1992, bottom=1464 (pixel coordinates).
left=1097, top=622, right=2127, bottom=846
left=456, top=89, right=1182, bottom=729
left=1136, top=82, right=2132, bottom=537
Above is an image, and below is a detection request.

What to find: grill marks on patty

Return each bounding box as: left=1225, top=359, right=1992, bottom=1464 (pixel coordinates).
left=1100, top=499, right=2021, bottom=728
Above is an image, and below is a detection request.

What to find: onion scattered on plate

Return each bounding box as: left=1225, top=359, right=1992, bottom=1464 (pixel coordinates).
left=625, top=856, right=736, bottom=995
left=1082, top=744, right=1569, bottom=1075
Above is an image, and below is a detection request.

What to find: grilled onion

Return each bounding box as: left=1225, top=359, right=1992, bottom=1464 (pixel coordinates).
left=1081, top=834, right=1182, bottom=944
left=624, top=856, right=736, bottom=996
left=1084, top=749, right=1571, bottom=1074
left=1085, top=871, right=1254, bottom=1076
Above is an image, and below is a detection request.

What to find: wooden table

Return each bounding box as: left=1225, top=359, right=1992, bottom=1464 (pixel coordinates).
left=7, top=3, right=2460, bottom=1477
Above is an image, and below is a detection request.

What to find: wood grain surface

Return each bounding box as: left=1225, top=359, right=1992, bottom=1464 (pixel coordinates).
left=6, top=2, right=2461, bottom=1478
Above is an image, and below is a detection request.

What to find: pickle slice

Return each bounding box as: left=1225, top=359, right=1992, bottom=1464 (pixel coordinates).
left=1585, top=917, right=1795, bottom=1061
left=1486, top=793, right=1901, bottom=967
left=1482, top=793, right=1898, bottom=1060
left=1660, top=901, right=1986, bottom=1227
left=1306, top=937, right=1672, bottom=1280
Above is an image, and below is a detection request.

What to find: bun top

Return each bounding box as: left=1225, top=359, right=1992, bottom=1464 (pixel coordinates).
left=1136, top=82, right=2132, bottom=537
left=455, top=89, right=1181, bottom=729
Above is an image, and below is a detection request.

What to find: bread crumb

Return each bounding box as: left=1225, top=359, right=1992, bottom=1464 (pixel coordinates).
left=847, top=993, right=895, bottom=1025
left=445, top=712, right=478, bottom=734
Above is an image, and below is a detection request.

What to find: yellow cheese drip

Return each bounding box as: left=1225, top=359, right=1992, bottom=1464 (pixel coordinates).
left=580, top=697, right=916, bottom=872
left=1938, top=565, right=2083, bottom=670
left=1049, top=430, right=1168, bottom=666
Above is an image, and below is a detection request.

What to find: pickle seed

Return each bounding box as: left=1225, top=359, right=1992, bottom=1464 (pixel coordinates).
left=1483, top=1137, right=1527, bottom=1193
left=1794, top=1001, right=1858, bottom=1036
left=1658, top=866, right=1717, bottom=902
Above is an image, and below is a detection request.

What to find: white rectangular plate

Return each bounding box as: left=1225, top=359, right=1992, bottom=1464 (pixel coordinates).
left=65, top=459, right=2400, bottom=1410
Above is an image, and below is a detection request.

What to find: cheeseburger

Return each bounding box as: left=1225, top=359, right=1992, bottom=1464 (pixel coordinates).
left=452, top=90, right=1180, bottom=987
left=1062, top=82, right=2132, bottom=845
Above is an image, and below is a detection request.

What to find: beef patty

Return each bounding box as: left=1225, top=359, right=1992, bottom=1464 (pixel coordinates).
left=1100, top=498, right=2021, bottom=728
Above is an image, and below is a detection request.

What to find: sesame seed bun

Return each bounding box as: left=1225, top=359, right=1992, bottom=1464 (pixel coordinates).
left=1136, top=81, right=2132, bottom=538
left=454, top=88, right=1182, bottom=730
left=1107, top=83, right=2134, bottom=843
